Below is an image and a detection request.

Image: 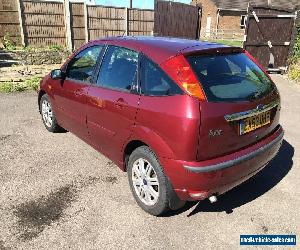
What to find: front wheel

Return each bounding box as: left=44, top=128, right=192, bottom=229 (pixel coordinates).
left=40, top=94, right=65, bottom=133
left=127, top=146, right=184, bottom=216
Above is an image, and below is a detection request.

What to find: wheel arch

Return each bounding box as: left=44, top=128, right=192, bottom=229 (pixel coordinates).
left=122, top=125, right=175, bottom=171
left=123, top=140, right=148, bottom=171
left=38, top=89, right=46, bottom=113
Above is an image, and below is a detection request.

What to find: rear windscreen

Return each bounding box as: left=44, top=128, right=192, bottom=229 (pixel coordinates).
left=187, top=53, right=275, bottom=102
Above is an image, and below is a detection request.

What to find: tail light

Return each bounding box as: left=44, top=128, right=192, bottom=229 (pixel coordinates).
left=160, top=54, right=206, bottom=101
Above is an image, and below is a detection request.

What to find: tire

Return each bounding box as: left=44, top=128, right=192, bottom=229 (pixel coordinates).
left=39, top=94, right=65, bottom=133
left=127, top=146, right=185, bottom=216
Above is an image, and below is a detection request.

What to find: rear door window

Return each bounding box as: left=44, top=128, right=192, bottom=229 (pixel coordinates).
left=141, top=56, right=183, bottom=96
left=187, top=53, right=275, bottom=102
left=96, top=46, right=138, bottom=92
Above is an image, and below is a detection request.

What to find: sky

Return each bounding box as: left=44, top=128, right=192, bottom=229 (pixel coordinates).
left=95, top=0, right=191, bottom=9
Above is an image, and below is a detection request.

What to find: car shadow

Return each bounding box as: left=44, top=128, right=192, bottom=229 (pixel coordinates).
left=164, top=139, right=294, bottom=217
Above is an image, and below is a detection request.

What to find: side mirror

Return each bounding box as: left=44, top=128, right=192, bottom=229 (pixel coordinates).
left=51, top=69, right=65, bottom=80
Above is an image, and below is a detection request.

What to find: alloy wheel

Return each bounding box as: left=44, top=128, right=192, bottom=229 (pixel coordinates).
left=132, top=158, right=160, bottom=206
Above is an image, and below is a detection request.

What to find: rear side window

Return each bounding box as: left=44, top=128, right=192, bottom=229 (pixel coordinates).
left=187, top=53, right=275, bottom=102
left=66, top=46, right=103, bottom=82
left=141, top=56, right=183, bottom=96
left=96, top=46, right=138, bottom=92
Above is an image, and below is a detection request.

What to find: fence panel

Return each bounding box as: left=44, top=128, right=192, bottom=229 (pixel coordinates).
left=244, top=5, right=297, bottom=71
left=70, top=2, right=85, bottom=49
left=1, top=0, right=157, bottom=48
left=0, top=0, right=21, bottom=42
left=128, top=8, right=154, bottom=36
left=154, top=0, right=201, bottom=39
left=87, top=5, right=126, bottom=40
left=21, top=0, right=65, bottom=46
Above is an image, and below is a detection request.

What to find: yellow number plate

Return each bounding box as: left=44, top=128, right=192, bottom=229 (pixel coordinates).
left=240, top=111, right=271, bottom=135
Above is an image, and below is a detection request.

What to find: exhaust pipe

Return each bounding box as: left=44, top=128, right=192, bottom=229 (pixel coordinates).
left=208, top=195, right=217, bottom=203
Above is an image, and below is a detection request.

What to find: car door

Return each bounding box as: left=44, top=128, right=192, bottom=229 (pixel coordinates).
left=86, top=45, right=140, bottom=161
left=52, top=45, right=103, bottom=141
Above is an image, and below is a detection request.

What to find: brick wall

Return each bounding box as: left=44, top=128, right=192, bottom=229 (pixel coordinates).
left=192, top=0, right=246, bottom=38
left=218, top=10, right=246, bottom=30
left=192, top=0, right=218, bottom=33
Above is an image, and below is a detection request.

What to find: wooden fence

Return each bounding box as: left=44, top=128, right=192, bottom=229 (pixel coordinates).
left=154, top=1, right=201, bottom=39
left=0, top=0, right=21, bottom=41
left=128, top=8, right=154, bottom=36
left=21, top=0, right=66, bottom=46
left=70, top=2, right=85, bottom=49
left=0, top=0, right=154, bottom=49
left=244, top=5, right=299, bottom=71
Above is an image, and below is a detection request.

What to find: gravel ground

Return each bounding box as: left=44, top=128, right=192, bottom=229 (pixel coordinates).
left=0, top=75, right=299, bottom=249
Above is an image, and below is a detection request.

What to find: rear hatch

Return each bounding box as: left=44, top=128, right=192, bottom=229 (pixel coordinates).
left=185, top=48, right=281, bottom=161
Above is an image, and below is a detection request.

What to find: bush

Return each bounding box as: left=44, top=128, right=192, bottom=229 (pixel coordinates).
left=288, top=23, right=300, bottom=82
left=288, top=64, right=300, bottom=82
left=289, top=24, right=300, bottom=62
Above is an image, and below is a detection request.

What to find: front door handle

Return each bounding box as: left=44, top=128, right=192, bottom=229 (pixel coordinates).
left=74, top=89, right=84, bottom=97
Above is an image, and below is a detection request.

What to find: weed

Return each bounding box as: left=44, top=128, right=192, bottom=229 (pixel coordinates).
left=0, top=76, right=41, bottom=93
left=2, top=33, right=17, bottom=51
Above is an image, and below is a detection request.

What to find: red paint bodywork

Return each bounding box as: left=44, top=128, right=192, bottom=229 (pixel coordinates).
left=39, top=37, right=283, bottom=201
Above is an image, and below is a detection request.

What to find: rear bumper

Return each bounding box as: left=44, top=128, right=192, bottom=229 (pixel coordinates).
left=161, top=126, right=284, bottom=201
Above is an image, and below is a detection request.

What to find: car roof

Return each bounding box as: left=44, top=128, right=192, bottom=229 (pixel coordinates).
left=90, top=36, right=230, bottom=64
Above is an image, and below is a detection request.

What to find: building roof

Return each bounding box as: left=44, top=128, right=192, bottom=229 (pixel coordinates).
left=210, top=0, right=299, bottom=11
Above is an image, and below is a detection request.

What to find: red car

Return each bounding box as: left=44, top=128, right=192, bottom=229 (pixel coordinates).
left=38, top=36, right=283, bottom=216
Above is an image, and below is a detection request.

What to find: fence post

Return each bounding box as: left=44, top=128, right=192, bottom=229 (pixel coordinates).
left=125, top=7, right=128, bottom=36
left=288, top=10, right=300, bottom=61
left=64, top=0, right=72, bottom=50
left=17, top=0, right=25, bottom=46
left=84, top=2, right=89, bottom=42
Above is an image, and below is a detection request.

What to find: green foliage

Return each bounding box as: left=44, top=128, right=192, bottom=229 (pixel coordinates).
left=288, top=64, right=300, bottom=82
left=23, top=46, right=36, bottom=52
left=48, top=44, right=64, bottom=52
left=2, top=33, right=17, bottom=51
left=22, top=44, right=65, bottom=52
left=288, top=23, right=300, bottom=82
left=24, top=76, right=41, bottom=90
left=0, top=76, right=41, bottom=93
left=0, top=82, right=26, bottom=93
left=291, top=24, right=300, bottom=62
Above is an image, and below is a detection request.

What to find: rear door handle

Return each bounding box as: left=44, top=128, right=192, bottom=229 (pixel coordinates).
left=114, top=98, right=127, bottom=109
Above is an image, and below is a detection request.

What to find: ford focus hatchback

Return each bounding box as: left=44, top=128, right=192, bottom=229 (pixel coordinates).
left=38, top=36, right=283, bottom=216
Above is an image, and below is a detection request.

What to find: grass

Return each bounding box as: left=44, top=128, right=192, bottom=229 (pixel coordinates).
left=0, top=76, right=41, bottom=93
left=204, top=39, right=243, bottom=47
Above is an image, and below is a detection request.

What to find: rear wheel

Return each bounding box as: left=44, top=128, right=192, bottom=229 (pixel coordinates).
left=127, top=146, right=185, bottom=216
left=40, top=94, right=65, bottom=133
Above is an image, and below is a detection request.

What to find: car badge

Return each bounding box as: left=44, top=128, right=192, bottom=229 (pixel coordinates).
left=257, top=104, right=264, bottom=111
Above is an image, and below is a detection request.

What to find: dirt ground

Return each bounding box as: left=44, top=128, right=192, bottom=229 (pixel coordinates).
left=0, top=75, right=299, bottom=249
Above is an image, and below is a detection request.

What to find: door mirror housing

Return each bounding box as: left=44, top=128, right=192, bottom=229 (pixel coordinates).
left=51, top=69, right=65, bottom=80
